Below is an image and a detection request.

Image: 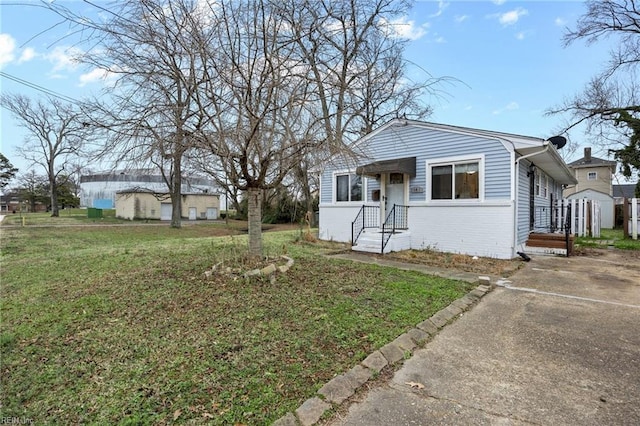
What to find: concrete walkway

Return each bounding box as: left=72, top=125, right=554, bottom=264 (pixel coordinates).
left=327, top=250, right=640, bottom=425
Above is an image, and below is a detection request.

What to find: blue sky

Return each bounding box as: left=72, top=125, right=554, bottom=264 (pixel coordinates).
left=0, top=0, right=620, bottom=175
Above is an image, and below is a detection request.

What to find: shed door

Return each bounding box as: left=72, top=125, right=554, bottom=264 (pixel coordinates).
left=188, top=207, right=197, bottom=220
left=160, top=203, right=172, bottom=221
left=206, top=207, right=218, bottom=220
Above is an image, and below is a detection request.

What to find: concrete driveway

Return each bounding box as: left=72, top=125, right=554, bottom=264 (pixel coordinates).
left=329, top=250, right=640, bottom=425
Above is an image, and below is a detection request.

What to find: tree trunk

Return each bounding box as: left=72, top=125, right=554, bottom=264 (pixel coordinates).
left=171, top=154, right=182, bottom=228
left=50, top=177, right=59, bottom=217
left=296, top=163, right=314, bottom=226
left=247, top=187, right=262, bottom=258
left=302, top=184, right=314, bottom=227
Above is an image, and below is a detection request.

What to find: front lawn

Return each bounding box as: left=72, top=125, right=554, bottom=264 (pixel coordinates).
left=0, top=224, right=474, bottom=424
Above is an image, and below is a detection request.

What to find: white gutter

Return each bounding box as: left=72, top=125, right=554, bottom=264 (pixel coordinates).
left=512, top=141, right=551, bottom=256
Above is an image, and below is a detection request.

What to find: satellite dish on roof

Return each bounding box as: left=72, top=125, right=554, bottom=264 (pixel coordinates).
left=548, top=135, right=567, bottom=149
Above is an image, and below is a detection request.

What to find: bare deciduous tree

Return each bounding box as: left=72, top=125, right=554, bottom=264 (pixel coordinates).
left=47, top=0, right=212, bottom=227
left=1, top=94, right=87, bottom=216
left=276, top=0, right=439, bottom=217
left=193, top=0, right=316, bottom=256
left=549, top=0, right=640, bottom=183
left=41, top=0, right=443, bottom=257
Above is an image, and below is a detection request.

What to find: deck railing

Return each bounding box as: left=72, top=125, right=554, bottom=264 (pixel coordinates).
left=381, top=204, right=409, bottom=253
left=351, top=205, right=380, bottom=245
left=532, top=199, right=574, bottom=257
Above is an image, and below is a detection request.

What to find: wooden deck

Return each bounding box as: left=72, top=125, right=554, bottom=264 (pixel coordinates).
left=526, top=232, right=574, bottom=255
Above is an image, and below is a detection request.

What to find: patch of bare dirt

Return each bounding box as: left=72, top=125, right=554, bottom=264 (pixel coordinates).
left=384, top=249, right=524, bottom=277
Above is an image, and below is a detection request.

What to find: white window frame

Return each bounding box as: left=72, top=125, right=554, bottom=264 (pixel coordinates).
left=536, top=173, right=548, bottom=199
left=587, top=171, right=597, bottom=180
left=333, top=171, right=366, bottom=204
left=425, top=154, right=485, bottom=202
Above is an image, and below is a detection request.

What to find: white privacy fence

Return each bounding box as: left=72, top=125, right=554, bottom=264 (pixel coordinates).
left=623, top=198, right=639, bottom=240
left=554, top=199, right=601, bottom=238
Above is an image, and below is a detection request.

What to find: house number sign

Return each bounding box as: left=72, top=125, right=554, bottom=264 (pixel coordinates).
left=411, top=186, right=424, bottom=193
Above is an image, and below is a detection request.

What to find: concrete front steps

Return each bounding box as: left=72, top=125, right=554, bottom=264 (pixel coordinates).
left=352, top=229, right=411, bottom=254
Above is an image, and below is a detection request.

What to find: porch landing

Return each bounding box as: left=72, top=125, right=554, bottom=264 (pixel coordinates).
left=525, top=232, right=574, bottom=256
left=352, top=229, right=411, bottom=254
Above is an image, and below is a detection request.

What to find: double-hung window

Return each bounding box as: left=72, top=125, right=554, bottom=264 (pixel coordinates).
left=587, top=171, right=597, bottom=180
left=429, top=158, right=481, bottom=200
left=535, top=173, right=548, bottom=198
left=335, top=173, right=363, bottom=202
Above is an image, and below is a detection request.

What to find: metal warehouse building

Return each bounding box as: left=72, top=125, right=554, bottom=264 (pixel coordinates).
left=79, top=170, right=219, bottom=209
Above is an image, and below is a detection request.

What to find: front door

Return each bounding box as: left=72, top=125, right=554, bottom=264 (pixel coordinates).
left=384, top=173, right=405, bottom=227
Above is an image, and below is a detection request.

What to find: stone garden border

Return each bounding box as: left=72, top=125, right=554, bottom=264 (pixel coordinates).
left=273, top=277, right=493, bottom=426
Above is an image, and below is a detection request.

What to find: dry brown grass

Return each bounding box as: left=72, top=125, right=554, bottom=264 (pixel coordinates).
left=384, top=249, right=523, bottom=277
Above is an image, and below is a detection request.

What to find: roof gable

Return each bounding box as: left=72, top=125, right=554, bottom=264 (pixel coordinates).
left=568, top=157, right=616, bottom=169
left=566, top=187, right=613, bottom=200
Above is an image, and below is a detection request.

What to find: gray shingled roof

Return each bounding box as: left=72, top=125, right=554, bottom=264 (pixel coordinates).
left=613, top=184, right=637, bottom=198
left=568, top=154, right=617, bottom=169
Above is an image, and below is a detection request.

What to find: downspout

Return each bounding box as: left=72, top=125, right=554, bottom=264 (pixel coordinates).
left=513, top=141, right=551, bottom=255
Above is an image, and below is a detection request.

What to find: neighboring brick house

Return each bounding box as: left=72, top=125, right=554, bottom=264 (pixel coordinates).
left=563, top=147, right=617, bottom=228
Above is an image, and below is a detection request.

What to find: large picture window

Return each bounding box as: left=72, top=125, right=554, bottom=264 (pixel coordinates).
left=335, top=173, right=363, bottom=202
left=430, top=160, right=479, bottom=200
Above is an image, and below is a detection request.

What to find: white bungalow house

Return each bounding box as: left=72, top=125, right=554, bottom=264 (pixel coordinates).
left=318, top=120, right=578, bottom=259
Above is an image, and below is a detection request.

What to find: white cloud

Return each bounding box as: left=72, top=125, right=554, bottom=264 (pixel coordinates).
left=492, top=0, right=507, bottom=5
left=45, top=46, right=83, bottom=72
left=554, top=17, right=566, bottom=27
left=0, top=33, right=16, bottom=68
left=429, top=0, right=449, bottom=18
left=434, top=36, right=446, bottom=44
left=516, top=31, right=525, bottom=40
left=454, top=15, right=469, bottom=23
left=79, top=68, right=111, bottom=87
left=18, top=47, right=36, bottom=63
left=381, top=16, right=428, bottom=40
left=498, top=8, right=528, bottom=26
left=493, top=101, right=520, bottom=115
